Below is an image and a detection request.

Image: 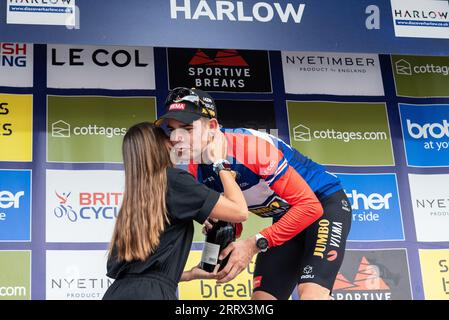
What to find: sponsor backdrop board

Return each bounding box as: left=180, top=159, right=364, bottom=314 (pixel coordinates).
left=3, top=0, right=449, bottom=55
left=1, top=44, right=449, bottom=301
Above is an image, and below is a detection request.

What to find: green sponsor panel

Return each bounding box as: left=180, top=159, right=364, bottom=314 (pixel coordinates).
left=287, top=101, right=394, bottom=166
left=392, top=55, right=449, bottom=97
left=0, top=251, right=31, bottom=300
left=47, top=96, right=156, bottom=163
left=193, top=213, right=272, bottom=242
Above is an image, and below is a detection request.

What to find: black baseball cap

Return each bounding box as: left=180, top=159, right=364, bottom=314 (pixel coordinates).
left=154, top=87, right=217, bottom=126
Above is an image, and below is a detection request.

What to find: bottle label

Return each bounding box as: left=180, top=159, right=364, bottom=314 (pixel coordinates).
left=201, top=242, right=220, bottom=265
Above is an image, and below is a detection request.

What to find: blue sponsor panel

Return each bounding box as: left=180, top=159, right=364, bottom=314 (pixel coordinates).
left=399, top=104, right=449, bottom=167
left=336, top=173, right=404, bottom=241
left=0, top=170, right=31, bottom=241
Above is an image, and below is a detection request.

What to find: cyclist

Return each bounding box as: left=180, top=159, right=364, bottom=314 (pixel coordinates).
left=155, top=87, right=352, bottom=300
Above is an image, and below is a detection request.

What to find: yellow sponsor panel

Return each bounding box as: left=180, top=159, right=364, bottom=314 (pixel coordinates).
left=179, top=251, right=255, bottom=300
left=419, top=249, right=449, bottom=300
left=0, top=94, right=33, bottom=162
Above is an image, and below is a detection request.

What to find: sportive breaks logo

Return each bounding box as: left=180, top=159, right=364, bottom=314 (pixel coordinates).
left=287, top=101, right=394, bottom=166
left=46, top=170, right=124, bottom=242
left=393, top=55, right=449, bottom=97
left=332, top=250, right=412, bottom=300
left=0, top=170, right=31, bottom=241
left=46, top=250, right=113, bottom=300
left=47, top=96, right=156, bottom=163
left=167, top=48, right=272, bottom=92
left=419, top=249, right=449, bottom=300
left=409, top=174, right=449, bottom=242
left=0, top=43, right=33, bottom=87
left=0, top=251, right=31, bottom=300
left=282, top=52, right=384, bottom=96
left=0, top=94, right=33, bottom=162
left=337, top=174, right=404, bottom=241
left=334, top=257, right=390, bottom=291
left=189, top=49, right=248, bottom=66
left=391, top=0, right=449, bottom=39
left=399, top=104, right=449, bottom=167
left=47, top=45, right=155, bottom=90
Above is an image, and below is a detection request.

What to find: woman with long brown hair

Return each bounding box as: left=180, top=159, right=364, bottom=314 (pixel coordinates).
left=102, top=122, right=248, bottom=300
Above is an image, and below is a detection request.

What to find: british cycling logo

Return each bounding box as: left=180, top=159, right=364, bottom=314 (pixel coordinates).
left=54, top=191, right=77, bottom=222
left=52, top=191, right=122, bottom=222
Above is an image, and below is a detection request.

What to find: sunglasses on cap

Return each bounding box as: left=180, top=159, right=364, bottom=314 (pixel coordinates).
left=165, top=87, right=216, bottom=119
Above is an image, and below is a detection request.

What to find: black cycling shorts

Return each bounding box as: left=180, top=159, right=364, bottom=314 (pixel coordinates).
left=253, top=189, right=352, bottom=299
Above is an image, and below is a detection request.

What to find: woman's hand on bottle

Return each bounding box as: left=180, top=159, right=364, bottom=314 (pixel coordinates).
left=187, top=264, right=220, bottom=281
left=202, top=217, right=218, bottom=235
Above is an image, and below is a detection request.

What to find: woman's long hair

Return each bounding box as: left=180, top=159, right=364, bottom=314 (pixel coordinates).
left=109, top=122, right=172, bottom=262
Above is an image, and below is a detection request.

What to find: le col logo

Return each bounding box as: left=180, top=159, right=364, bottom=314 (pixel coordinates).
left=0, top=103, right=13, bottom=136
left=51, top=48, right=149, bottom=68
left=53, top=191, right=123, bottom=222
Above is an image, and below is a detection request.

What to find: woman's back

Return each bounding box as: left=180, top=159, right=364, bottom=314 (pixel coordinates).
left=104, top=167, right=221, bottom=299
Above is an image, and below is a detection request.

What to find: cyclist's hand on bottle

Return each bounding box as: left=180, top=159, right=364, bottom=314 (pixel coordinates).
left=215, top=237, right=259, bottom=284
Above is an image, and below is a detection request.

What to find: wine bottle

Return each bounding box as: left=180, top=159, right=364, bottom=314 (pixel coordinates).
left=200, top=220, right=236, bottom=272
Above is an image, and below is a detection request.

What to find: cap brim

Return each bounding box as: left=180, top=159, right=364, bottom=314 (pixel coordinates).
left=154, top=111, right=203, bottom=127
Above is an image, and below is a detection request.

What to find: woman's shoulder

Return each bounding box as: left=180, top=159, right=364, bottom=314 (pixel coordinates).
left=166, top=167, right=195, bottom=184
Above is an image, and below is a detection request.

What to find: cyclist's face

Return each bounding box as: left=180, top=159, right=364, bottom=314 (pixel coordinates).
left=166, top=118, right=209, bottom=164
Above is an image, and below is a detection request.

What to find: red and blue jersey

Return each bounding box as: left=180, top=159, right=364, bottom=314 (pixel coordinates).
left=189, top=128, right=342, bottom=248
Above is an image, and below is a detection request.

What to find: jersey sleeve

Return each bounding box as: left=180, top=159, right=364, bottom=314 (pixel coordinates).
left=260, top=166, right=323, bottom=247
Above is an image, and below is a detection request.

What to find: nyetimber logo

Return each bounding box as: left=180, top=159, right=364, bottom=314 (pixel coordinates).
left=170, top=0, right=306, bottom=23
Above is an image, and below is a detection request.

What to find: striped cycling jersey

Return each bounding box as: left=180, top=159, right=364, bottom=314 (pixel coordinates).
left=188, top=128, right=342, bottom=248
